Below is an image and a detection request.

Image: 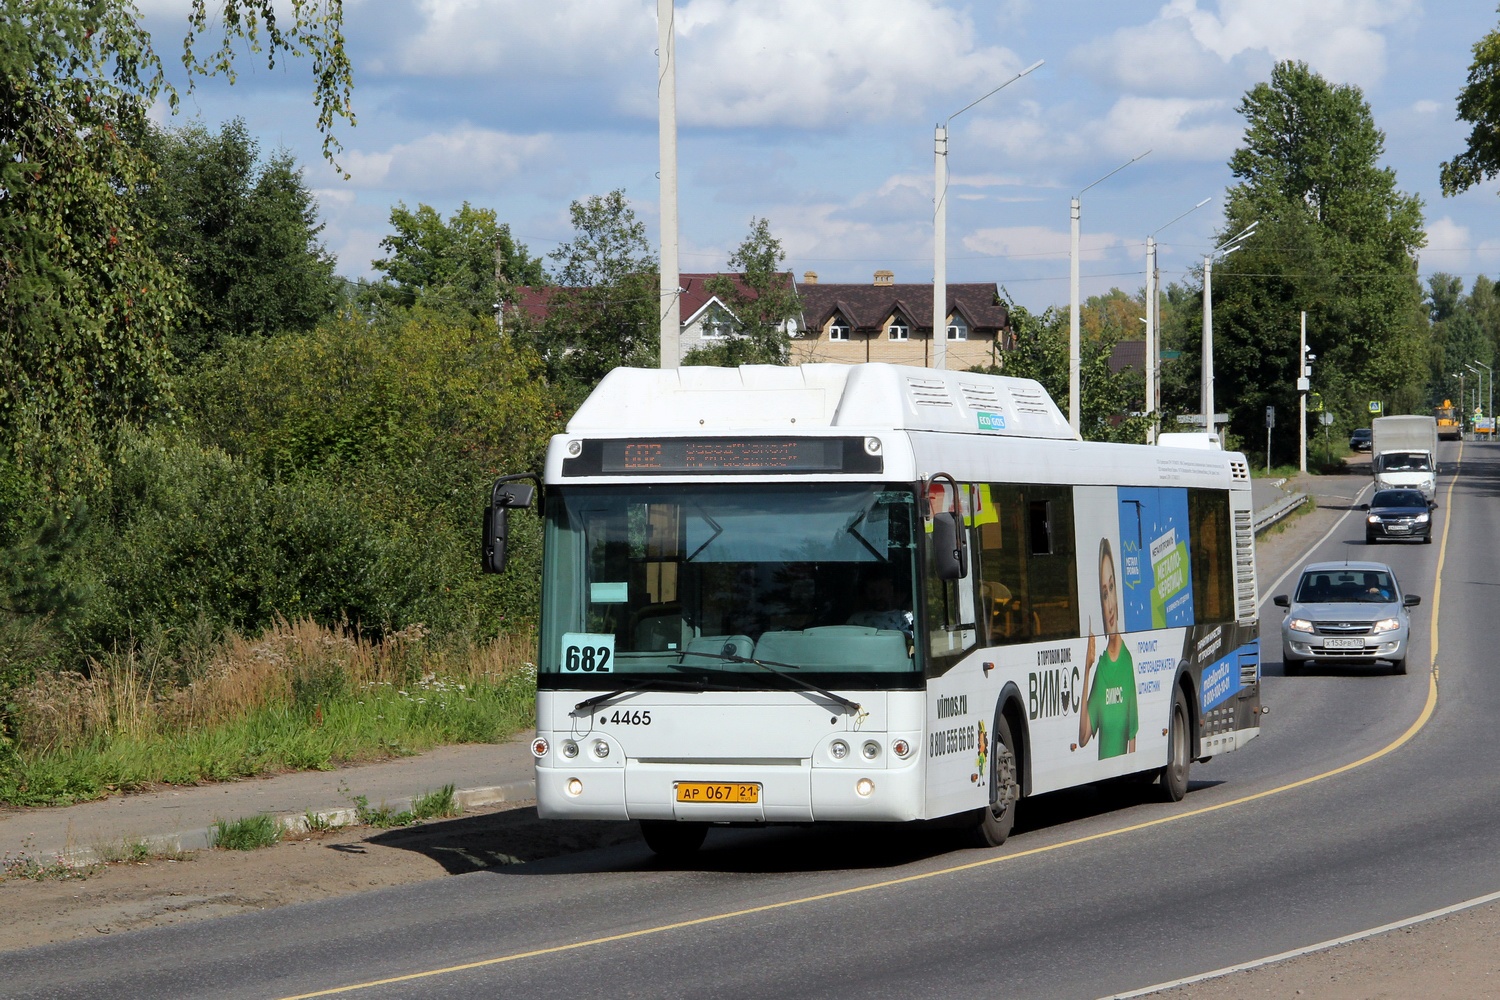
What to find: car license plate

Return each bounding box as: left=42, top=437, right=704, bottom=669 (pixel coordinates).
left=1324, top=637, right=1364, bottom=650
left=1387, top=524, right=1408, bottom=533
left=676, top=782, right=759, bottom=803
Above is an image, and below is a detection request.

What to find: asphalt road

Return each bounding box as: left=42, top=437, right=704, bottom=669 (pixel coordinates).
left=4, top=444, right=1495, bottom=1000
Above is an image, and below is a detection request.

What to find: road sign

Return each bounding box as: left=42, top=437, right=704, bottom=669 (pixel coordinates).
left=1369, top=400, right=1383, bottom=413
left=1319, top=412, right=1334, bottom=425
left=1265, top=405, right=1275, bottom=428
left=1177, top=413, right=1228, bottom=426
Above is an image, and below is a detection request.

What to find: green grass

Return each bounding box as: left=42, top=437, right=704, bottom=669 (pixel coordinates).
left=210, top=814, right=282, bottom=850
left=0, top=673, right=535, bottom=807
left=352, top=783, right=460, bottom=829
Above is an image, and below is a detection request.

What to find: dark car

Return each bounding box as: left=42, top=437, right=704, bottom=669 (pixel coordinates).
left=1274, top=561, right=1420, bottom=674
left=1349, top=427, right=1373, bottom=451
left=1363, top=488, right=1435, bottom=544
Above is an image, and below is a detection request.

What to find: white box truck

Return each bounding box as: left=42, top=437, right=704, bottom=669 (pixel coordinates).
left=1370, top=415, right=1438, bottom=498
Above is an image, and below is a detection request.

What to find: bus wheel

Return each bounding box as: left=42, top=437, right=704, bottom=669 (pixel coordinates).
left=1159, top=687, right=1191, bottom=802
left=972, top=715, right=1019, bottom=847
left=640, top=820, right=707, bottom=859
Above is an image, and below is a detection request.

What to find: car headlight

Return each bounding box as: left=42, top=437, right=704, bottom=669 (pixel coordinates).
left=1415, top=513, right=1429, bottom=523
left=1288, top=618, right=1314, bottom=633
left=1367, top=515, right=1381, bottom=524
left=1372, top=617, right=1401, bottom=633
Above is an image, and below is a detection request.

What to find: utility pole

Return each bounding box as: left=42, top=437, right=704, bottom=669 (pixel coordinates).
left=1298, top=312, right=1309, bottom=473
left=657, top=0, right=681, bottom=369
left=1069, top=149, right=1150, bottom=435
left=1201, top=221, right=1259, bottom=435
left=1143, top=197, right=1209, bottom=444
left=933, top=60, right=1042, bottom=372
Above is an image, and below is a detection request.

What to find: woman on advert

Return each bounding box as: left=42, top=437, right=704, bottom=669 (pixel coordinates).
left=1078, top=537, right=1138, bottom=759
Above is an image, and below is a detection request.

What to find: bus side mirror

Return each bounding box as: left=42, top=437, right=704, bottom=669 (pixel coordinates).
left=931, top=510, right=968, bottom=581
left=482, top=479, right=535, bottom=574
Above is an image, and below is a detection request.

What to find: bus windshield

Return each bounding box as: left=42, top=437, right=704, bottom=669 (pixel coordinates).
left=539, top=484, right=920, bottom=685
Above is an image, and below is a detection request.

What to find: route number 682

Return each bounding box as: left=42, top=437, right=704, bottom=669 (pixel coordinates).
left=560, top=633, right=615, bottom=673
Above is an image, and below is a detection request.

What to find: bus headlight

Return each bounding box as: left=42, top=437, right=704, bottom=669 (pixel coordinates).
left=862, top=740, right=880, bottom=760
left=892, top=739, right=912, bottom=759
left=566, top=778, right=583, bottom=796
left=531, top=737, right=550, bottom=758
left=562, top=740, right=579, bottom=759
left=856, top=778, right=875, bottom=797
left=592, top=739, right=611, bottom=758
left=830, top=739, right=850, bottom=760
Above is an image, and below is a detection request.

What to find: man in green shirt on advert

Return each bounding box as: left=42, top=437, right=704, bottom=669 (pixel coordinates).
left=1079, top=537, right=1138, bottom=759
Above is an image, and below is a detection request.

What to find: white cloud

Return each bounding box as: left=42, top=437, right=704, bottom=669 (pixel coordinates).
left=963, top=225, right=1122, bottom=263
left=1077, top=0, right=1417, bottom=94
left=342, top=127, right=553, bottom=192
left=1413, top=99, right=1440, bottom=114
left=1097, top=96, right=1240, bottom=160
left=660, top=0, right=1030, bottom=126
left=1419, top=215, right=1500, bottom=274
left=390, top=0, right=652, bottom=76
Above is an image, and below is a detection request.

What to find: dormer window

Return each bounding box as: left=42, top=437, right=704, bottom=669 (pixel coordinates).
left=828, top=315, right=850, bottom=341
left=702, top=308, right=733, bottom=339
left=888, top=317, right=910, bottom=342
left=947, top=314, right=968, bottom=341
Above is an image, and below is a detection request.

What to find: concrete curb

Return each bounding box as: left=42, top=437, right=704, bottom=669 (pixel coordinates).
left=49, top=778, right=537, bottom=866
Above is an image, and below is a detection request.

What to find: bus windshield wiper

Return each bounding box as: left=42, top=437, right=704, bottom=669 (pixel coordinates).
left=679, top=648, right=862, bottom=715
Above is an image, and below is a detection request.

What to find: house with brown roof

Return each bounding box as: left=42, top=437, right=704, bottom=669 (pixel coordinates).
left=507, top=273, right=800, bottom=363
left=792, top=270, right=1011, bottom=369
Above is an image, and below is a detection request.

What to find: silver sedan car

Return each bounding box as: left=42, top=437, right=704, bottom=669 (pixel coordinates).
left=1272, top=561, right=1421, bottom=675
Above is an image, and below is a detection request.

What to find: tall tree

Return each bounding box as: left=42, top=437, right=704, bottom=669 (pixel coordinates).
left=1207, top=61, right=1426, bottom=454
left=534, top=190, right=658, bottom=391
left=1440, top=11, right=1500, bottom=197
left=0, top=0, right=351, bottom=493
left=982, top=298, right=1146, bottom=443
left=366, top=202, right=542, bottom=318
left=140, top=119, right=340, bottom=364
left=685, top=217, right=801, bottom=366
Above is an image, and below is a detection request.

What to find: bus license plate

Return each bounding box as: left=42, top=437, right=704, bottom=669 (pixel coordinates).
left=1324, top=638, right=1364, bottom=650
left=676, top=782, right=760, bottom=803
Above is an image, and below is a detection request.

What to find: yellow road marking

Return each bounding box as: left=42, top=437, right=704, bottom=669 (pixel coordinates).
left=281, top=463, right=1460, bottom=1000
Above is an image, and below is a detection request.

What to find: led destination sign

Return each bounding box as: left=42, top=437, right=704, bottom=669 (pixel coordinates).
left=562, top=437, right=883, bottom=476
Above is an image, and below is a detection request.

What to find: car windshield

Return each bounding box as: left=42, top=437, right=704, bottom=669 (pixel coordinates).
left=1295, top=569, right=1396, bottom=604
left=1352, top=430, right=1371, bottom=439
left=1376, top=452, right=1431, bottom=472
left=1372, top=490, right=1425, bottom=507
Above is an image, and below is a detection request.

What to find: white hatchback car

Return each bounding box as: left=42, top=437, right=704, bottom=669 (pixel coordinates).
left=1273, top=561, right=1421, bottom=675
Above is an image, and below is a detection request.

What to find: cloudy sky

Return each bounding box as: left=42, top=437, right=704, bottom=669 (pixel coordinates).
left=141, top=0, right=1500, bottom=312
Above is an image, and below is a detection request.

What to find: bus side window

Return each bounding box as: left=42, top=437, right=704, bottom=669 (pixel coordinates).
left=923, top=482, right=978, bottom=673
left=978, top=485, right=1026, bottom=644
left=1026, top=486, right=1078, bottom=641
left=1188, top=489, right=1233, bottom=623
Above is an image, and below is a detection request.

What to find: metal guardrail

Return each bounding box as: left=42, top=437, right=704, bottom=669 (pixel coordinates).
left=1254, top=492, right=1309, bottom=534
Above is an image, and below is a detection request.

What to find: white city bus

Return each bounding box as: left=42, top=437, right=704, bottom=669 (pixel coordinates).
left=483, top=363, right=1262, bottom=856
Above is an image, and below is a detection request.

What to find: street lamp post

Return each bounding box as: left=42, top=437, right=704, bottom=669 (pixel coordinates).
left=1201, top=221, right=1259, bottom=434
left=1144, top=197, right=1211, bottom=443
left=1068, top=149, right=1152, bottom=435
left=933, top=59, right=1042, bottom=371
